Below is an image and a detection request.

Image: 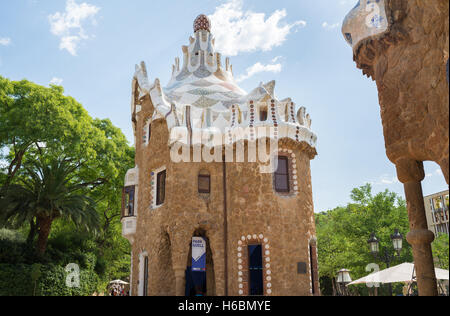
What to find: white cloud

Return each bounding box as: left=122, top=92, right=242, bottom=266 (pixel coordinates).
left=209, top=0, right=306, bottom=56
left=271, top=56, right=283, bottom=63
left=49, top=0, right=100, bottom=56
left=50, top=77, right=63, bottom=86
left=369, top=169, right=444, bottom=186
left=236, top=61, right=282, bottom=83
left=0, top=37, right=11, bottom=46
left=322, top=22, right=340, bottom=30
left=59, top=36, right=81, bottom=56
left=370, top=174, right=400, bottom=186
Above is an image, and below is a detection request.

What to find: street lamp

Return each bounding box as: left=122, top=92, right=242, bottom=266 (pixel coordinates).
left=391, top=229, right=403, bottom=255
left=336, top=269, right=352, bottom=296
left=367, top=229, right=404, bottom=296
left=368, top=233, right=379, bottom=256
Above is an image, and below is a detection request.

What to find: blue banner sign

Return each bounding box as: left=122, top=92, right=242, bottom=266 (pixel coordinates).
left=192, top=237, right=206, bottom=272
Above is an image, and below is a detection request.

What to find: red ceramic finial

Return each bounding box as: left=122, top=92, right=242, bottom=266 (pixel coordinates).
left=194, top=14, right=211, bottom=33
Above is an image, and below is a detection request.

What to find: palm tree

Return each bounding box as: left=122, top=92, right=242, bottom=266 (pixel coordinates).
left=0, top=158, right=99, bottom=255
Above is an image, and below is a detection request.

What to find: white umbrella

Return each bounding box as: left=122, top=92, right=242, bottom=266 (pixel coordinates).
left=348, top=263, right=449, bottom=286
left=109, top=280, right=129, bottom=285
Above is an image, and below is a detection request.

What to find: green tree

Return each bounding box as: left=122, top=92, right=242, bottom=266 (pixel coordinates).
left=0, top=76, right=135, bottom=291
left=432, top=233, right=449, bottom=270
left=316, top=184, right=413, bottom=295
left=0, top=158, right=100, bottom=255
left=0, top=76, right=101, bottom=191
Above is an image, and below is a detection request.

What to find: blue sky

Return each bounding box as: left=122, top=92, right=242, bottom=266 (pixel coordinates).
left=0, top=0, right=447, bottom=213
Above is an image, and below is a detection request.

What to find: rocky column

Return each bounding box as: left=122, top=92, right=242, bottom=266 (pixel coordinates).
left=396, top=159, right=438, bottom=296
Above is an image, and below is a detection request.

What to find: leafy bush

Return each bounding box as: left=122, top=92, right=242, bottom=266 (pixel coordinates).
left=0, top=264, right=34, bottom=296
left=0, top=233, right=35, bottom=264
left=0, top=263, right=99, bottom=296
left=0, top=229, right=25, bottom=242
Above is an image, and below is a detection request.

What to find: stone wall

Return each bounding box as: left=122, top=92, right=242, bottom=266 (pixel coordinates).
left=127, top=96, right=319, bottom=296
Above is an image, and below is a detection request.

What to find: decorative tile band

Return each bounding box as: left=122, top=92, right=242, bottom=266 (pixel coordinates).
left=270, top=100, right=278, bottom=140
left=150, top=171, right=155, bottom=209
left=289, top=102, right=296, bottom=123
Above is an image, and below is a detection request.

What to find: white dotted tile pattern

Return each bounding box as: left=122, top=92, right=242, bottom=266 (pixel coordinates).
left=237, top=234, right=272, bottom=296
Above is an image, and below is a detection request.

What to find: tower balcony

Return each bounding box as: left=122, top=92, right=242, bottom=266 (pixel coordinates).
left=121, top=216, right=137, bottom=238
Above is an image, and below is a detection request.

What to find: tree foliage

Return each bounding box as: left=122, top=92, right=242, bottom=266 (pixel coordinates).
left=0, top=76, right=101, bottom=190
left=316, top=184, right=413, bottom=295
left=0, top=76, right=135, bottom=294
left=0, top=158, right=100, bottom=255
left=432, top=233, right=449, bottom=270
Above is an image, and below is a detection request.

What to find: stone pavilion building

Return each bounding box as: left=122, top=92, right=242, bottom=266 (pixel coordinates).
left=121, top=15, right=319, bottom=296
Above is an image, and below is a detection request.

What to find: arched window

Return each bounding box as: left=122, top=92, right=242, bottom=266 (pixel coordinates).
left=143, top=120, right=152, bottom=146
left=237, top=234, right=272, bottom=296
left=151, top=167, right=167, bottom=209
left=143, top=256, right=149, bottom=296
left=274, top=156, right=290, bottom=193
left=156, top=170, right=166, bottom=206
left=138, top=252, right=149, bottom=296
left=248, top=244, right=264, bottom=296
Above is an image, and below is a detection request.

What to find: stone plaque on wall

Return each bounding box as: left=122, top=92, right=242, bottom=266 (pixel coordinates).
left=297, top=262, right=307, bottom=274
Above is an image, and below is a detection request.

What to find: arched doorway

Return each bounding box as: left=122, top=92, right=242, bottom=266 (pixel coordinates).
left=185, top=229, right=216, bottom=296
left=156, top=231, right=175, bottom=295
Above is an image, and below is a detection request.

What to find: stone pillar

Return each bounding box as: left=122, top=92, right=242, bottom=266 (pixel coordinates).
left=174, top=267, right=186, bottom=296
left=396, top=159, right=438, bottom=296
left=169, top=228, right=190, bottom=297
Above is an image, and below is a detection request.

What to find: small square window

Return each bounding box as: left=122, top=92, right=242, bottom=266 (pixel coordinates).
left=198, top=175, right=211, bottom=194
left=297, top=262, right=307, bottom=274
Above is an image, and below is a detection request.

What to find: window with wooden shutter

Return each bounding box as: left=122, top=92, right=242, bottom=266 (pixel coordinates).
left=156, top=170, right=166, bottom=206
left=198, top=175, right=211, bottom=194
left=122, top=186, right=135, bottom=217
left=274, top=156, right=290, bottom=193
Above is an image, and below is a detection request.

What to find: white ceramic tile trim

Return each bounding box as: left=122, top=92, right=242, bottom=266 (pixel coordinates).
left=238, top=234, right=271, bottom=296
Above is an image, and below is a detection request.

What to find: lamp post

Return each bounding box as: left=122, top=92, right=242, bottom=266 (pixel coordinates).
left=336, top=269, right=352, bottom=296
left=367, top=229, right=404, bottom=296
